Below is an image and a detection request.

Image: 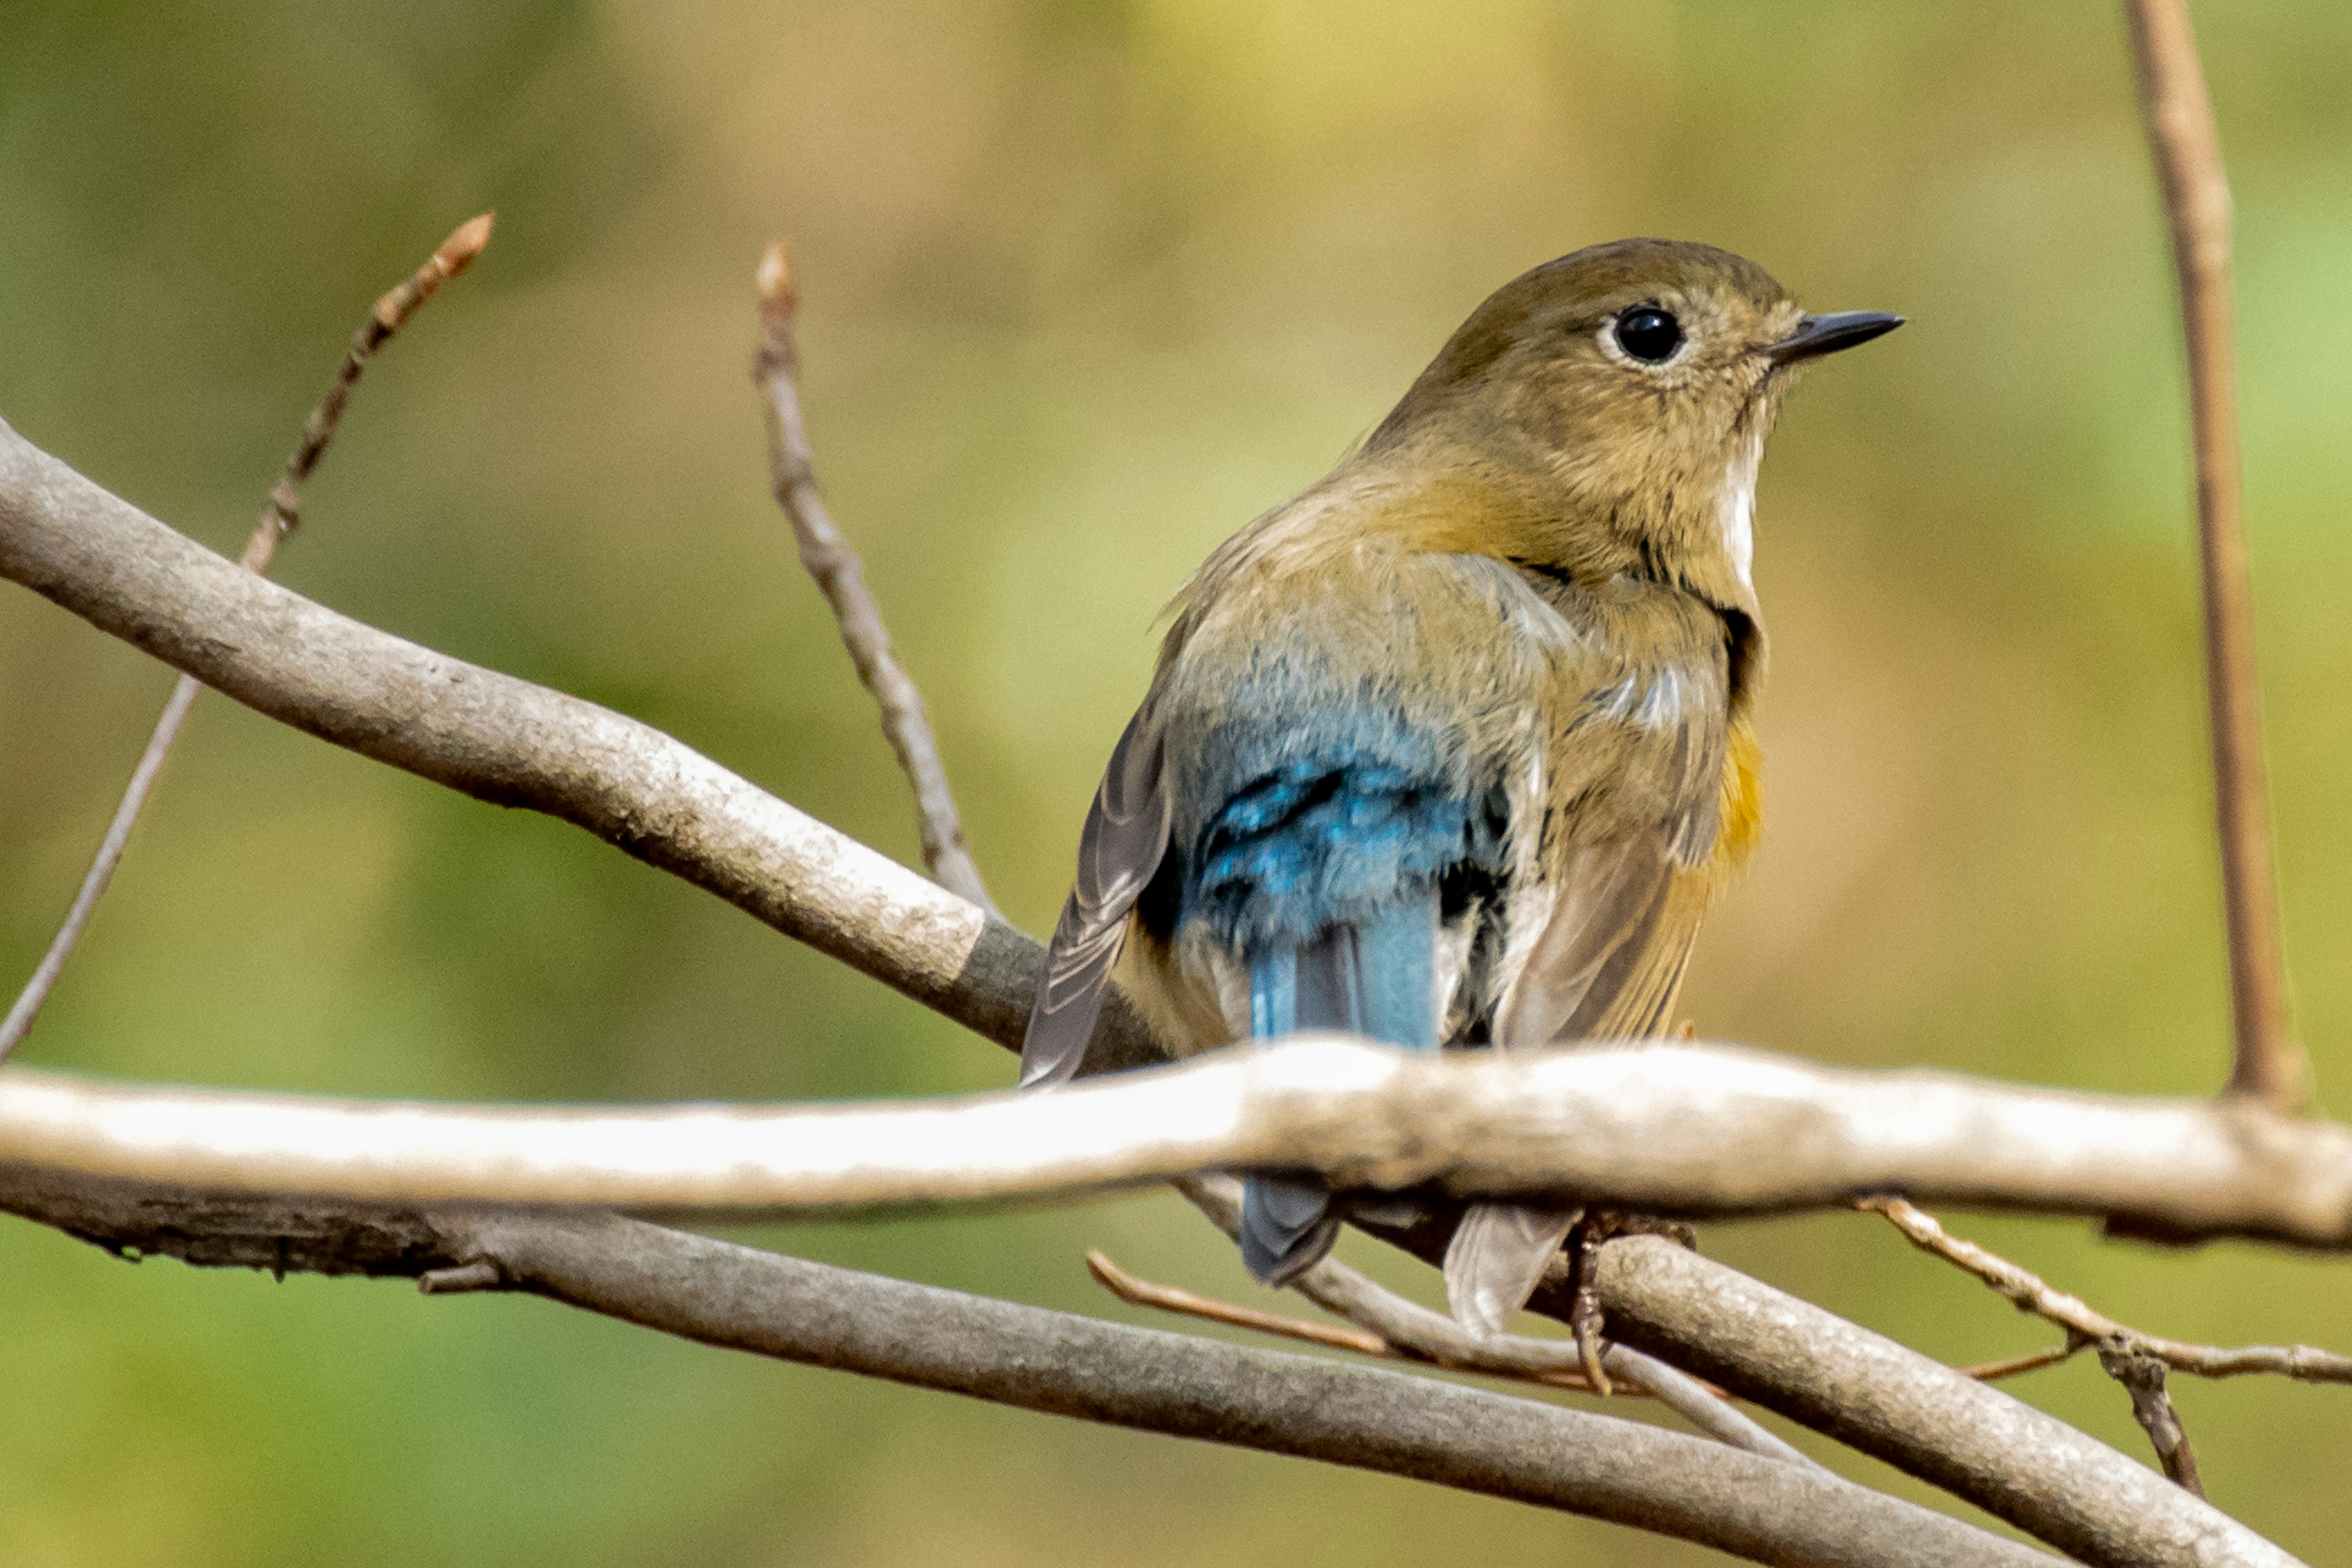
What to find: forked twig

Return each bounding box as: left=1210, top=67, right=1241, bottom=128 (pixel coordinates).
left=2100, top=1344, right=2207, bottom=1497
left=0, top=213, right=494, bottom=1066
left=753, top=242, right=995, bottom=914
left=1860, top=1196, right=2352, bottom=1384
left=2121, top=0, right=2307, bottom=1110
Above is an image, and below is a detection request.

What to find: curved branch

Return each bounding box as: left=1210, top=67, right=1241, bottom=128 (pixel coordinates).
left=0, top=1165, right=2052, bottom=1568
left=4, top=1038, right=2350, bottom=1245
left=1593, top=1235, right=2288, bottom=1567
left=0, top=412, right=2314, bottom=1562
left=0, top=411, right=1160, bottom=1082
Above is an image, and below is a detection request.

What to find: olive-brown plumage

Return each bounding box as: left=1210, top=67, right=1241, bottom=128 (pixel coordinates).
left=1022, top=238, right=1898, bottom=1327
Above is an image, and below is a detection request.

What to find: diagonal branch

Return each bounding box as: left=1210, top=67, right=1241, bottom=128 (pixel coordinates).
left=1862, top=1196, right=2352, bottom=1384
left=1168, top=1173, right=1823, bottom=1471
left=0, top=214, right=494, bottom=1068
left=0, top=413, right=2311, bottom=1562
left=753, top=242, right=995, bottom=913
left=2120, top=0, right=2307, bottom=1109
left=0, top=1164, right=2054, bottom=1568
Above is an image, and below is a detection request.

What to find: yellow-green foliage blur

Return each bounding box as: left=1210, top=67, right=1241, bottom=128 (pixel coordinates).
left=4, top=2, right=2350, bottom=1563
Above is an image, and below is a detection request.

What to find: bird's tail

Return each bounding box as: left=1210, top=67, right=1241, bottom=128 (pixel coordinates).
left=1442, top=1202, right=1583, bottom=1334
left=1239, top=894, right=1436, bottom=1288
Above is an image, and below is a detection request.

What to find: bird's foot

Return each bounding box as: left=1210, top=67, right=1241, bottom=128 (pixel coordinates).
left=1563, top=1210, right=1698, bottom=1396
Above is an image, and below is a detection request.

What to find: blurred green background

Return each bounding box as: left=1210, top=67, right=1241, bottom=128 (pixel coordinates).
left=3, top=1, right=2350, bottom=1561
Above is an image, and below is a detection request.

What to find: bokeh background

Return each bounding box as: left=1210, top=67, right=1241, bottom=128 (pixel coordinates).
left=3, top=1, right=2350, bottom=1561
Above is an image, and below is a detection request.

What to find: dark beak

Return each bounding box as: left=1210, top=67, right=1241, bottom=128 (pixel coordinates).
left=1766, top=310, right=1904, bottom=367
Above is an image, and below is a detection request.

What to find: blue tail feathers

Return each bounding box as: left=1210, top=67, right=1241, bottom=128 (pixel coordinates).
left=1239, top=895, right=1439, bottom=1287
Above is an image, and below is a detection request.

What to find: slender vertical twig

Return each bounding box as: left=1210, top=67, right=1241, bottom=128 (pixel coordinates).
left=0, top=213, right=494, bottom=1065
left=2121, top=0, right=2307, bottom=1109
left=753, top=242, right=996, bottom=914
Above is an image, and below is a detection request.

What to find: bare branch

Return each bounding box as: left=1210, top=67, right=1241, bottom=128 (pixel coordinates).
left=0, top=214, right=493, bottom=1067
left=1863, top=1196, right=2352, bottom=1384
left=2120, top=0, right=2305, bottom=1109
left=0, top=677, right=199, bottom=1063
left=7, top=1037, right=2352, bottom=1249
left=1166, top=1174, right=1822, bottom=1471
left=2100, top=1344, right=2208, bottom=1497
left=252, top=212, right=494, bottom=569
left=0, top=411, right=1152, bottom=1074
left=1588, top=1235, right=2291, bottom=1567
left=1957, top=1345, right=2082, bottom=1384
left=0, top=415, right=2313, bottom=1561
left=753, top=242, right=995, bottom=913
left=1086, top=1248, right=1412, bottom=1363
left=0, top=1165, right=2054, bottom=1568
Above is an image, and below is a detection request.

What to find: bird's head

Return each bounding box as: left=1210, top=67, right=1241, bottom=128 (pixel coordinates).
left=1366, top=238, right=1899, bottom=620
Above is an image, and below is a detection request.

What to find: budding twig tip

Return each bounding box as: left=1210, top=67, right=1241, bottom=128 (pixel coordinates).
left=439, top=212, right=496, bottom=274
left=758, top=241, right=796, bottom=313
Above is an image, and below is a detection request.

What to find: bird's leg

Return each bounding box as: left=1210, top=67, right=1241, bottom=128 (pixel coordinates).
left=1565, top=1211, right=1700, bottom=1396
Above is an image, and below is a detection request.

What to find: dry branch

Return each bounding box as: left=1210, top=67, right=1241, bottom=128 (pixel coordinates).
left=0, top=214, right=492, bottom=1066
left=1169, top=1173, right=1822, bottom=1471
left=6, top=1036, right=2352, bottom=1247
left=2121, top=0, right=2306, bottom=1109
left=0, top=415, right=2313, bottom=1562
left=0, top=1164, right=2052, bottom=1568
left=753, top=242, right=994, bottom=913
left=1591, top=1236, right=2284, bottom=1567
left=1863, top=1197, right=2352, bottom=1384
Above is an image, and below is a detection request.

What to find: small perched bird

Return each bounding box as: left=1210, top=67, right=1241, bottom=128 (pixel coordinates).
left=1021, top=239, right=1898, bottom=1332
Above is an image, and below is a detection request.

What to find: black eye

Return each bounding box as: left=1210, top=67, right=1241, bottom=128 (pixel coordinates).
left=1614, top=306, right=1683, bottom=364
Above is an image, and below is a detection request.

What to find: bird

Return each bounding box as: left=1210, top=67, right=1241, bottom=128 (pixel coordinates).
left=1019, top=238, right=1899, bottom=1333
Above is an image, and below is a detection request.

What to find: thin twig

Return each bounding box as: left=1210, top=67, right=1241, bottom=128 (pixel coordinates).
left=1167, top=1175, right=1825, bottom=1472
left=0, top=418, right=2317, bottom=1560
left=1087, top=1248, right=1423, bottom=1364
left=1860, top=1196, right=2352, bottom=1384
left=0, top=213, right=493, bottom=1066
left=2121, top=0, right=2306, bottom=1110
left=2100, top=1344, right=2208, bottom=1497
left=753, top=241, right=994, bottom=913
left=1956, top=1344, right=2082, bottom=1384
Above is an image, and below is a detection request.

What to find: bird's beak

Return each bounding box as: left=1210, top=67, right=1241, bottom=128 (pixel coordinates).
left=1766, top=311, right=1904, bottom=367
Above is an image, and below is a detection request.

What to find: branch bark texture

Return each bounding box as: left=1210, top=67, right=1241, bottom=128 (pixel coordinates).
left=0, top=412, right=1158, bottom=1079
left=1591, top=1237, right=2288, bottom=1567
left=0, top=414, right=2315, bottom=1563
left=5, top=1036, right=2351, bottom=1245
left=0, top=1164, right=2053, bottom=1568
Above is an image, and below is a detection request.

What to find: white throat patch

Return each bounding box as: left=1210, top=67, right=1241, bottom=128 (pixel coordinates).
left=1719, top=432, right=1763, bottom=592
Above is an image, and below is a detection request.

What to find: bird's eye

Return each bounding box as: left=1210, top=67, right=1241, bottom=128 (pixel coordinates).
left=1614, top=306, right=1684, bottom=364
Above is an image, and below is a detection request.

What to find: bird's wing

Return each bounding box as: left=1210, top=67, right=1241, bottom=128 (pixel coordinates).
left=1447, top=654, right=1724, bottom=1333
left=1490, top=833, right=1706, bottom=1049
left=1019, top=701, right=1173, bottom=1086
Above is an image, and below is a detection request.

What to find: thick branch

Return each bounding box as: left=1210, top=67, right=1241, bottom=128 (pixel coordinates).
left=0, top=413, right=2313, bottom=1560
left=1591, top=1236, right=2285, bottom=1567
left=2121, top=0, right=2305, bottom=1108
left=0, top=412, right=1159, bottom=1082
left=5, top=1038, right=2351, bottom=1245
left=0, top=1166, right=2051, bottom=1568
